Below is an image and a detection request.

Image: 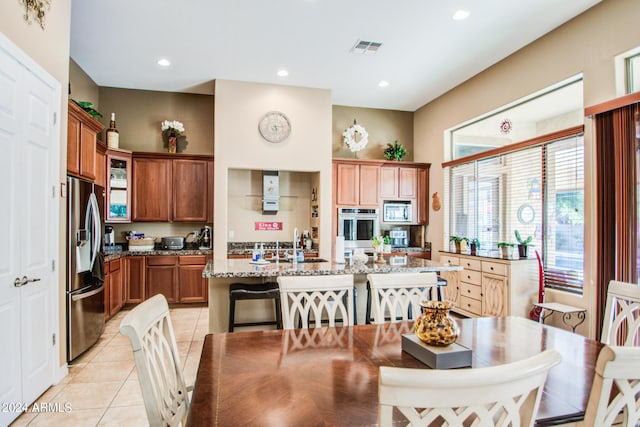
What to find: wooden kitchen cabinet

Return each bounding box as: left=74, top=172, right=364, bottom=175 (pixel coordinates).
left=173, top=159, right=208, bottom=222
left=109, top=258, right=124, bottom=316
left=132, top=153, right=214, bottom=223
left=178, top=255, right=210, bottom=303
left=146, top=256, right=179, bottom=303
left=104, top=261, right=111, bottom=321
left=132, top=157, right=172, bottom=221
left=438, top=252, right=536, bottom=318
left=416, top=166, right=430, bottom=225
left=207, top=160, right=214, bottom=224
left=379, top=166, right=417, bottom=200
left=126, top=256, right=146, bottom=304
left=95, top=143, right=106, bottom=189
left=334, top=160, right=379, bottom=207
left=67, top=100, right=103, bottom=181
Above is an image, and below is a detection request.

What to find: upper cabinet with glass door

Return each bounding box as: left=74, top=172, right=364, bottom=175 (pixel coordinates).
left=106, top=148, right=132, bottom=223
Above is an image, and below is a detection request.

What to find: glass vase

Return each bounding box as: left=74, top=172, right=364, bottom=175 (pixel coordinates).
left=413, top=300, right=459, bottom=346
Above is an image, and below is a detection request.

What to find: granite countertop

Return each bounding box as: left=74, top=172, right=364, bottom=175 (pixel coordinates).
left=104, top=248, right=212, bottom=262
left=203, top=256, right=461, bottom=278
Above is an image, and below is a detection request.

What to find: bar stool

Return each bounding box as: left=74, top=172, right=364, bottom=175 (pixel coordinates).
left=228, top=282, right=282, bottom=332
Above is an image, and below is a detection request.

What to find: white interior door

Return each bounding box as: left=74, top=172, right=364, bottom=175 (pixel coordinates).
left=0, top=34, right=59, bottom=425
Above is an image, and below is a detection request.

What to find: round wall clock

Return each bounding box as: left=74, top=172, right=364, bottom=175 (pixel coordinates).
left=258, top=111, right=291, bottom=143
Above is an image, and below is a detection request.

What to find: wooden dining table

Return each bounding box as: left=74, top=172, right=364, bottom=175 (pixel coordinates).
left=187, top=316, right=603, bottom=427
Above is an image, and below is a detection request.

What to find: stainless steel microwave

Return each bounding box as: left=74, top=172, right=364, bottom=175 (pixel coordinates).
left=383, top=201, right=413, bottom=223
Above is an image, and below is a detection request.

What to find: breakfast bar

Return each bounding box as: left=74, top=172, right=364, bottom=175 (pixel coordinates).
left=203, top=257, right=462, bottom=332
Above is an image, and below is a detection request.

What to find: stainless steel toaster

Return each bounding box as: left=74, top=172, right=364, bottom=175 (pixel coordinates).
left=161, top=236, right=184, bottom=250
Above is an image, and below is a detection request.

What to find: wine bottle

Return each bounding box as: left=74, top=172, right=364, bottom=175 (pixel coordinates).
left=106, top=113, right=119, bottom=149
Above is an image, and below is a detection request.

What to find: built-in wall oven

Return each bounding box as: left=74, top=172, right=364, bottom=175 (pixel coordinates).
left=338, top=207, right=379, bottom=249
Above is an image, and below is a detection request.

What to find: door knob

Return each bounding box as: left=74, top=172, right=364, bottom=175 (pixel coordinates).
left=13, top=276, right=41, bottom=287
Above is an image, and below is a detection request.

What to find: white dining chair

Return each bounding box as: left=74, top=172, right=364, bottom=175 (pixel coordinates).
left=119, top=294, right=191, bottom=427
left=581, top=345, right=640, bottom=426
left=367, top=272, right=439, bottom=324
left=378, top=349, right=562, bottom=427
left=277, top=274, right=354, bottom=329
left=601, top=280, right=640, bottom=346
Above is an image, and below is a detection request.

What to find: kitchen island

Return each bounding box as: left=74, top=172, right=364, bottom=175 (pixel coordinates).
left=203, top=256, right=462, bottom=332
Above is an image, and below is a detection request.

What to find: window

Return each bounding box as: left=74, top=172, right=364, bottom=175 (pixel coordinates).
left=544, top=137, right=585, bottom=291
left=446, top=134, right=584, bottom=292
left=450, top=79, right=583, bottom=161
left=627, top=53, right=640, bottom=94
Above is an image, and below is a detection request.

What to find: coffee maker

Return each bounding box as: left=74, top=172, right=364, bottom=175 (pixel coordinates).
left=199, top=225, right=212, bottom=249
left=104, top=225, right=115, bottom=246
left=388, top=228, right=409, bottom=248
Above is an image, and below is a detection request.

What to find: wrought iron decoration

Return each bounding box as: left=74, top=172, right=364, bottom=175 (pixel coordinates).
left=21, top=0, right=51, bottom=29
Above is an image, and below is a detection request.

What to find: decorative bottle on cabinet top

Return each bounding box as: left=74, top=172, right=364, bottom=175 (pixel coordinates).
left=106, top=113, right=119, bottom=149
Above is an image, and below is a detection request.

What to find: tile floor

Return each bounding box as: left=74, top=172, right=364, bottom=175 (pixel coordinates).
left=11, top=304, right=209, bottom=426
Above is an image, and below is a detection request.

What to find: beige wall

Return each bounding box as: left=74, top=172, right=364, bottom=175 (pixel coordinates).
left=213, top=80, right=332, bottom=260
left=69, top=59, right=99, bottom=109
left=332, top=105, right=413, bottom=160
left=1, top=0, right=71, bottom=369
left=227, top=170, right=313, bottom=243
left=413, top=0, right=640, bottom=338
left=98, top=87, right=214, bottom=154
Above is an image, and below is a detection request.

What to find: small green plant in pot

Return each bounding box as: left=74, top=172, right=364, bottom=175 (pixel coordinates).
left=514, top=230, right=533, bottom=258
left=449, top=236, right=463, bottom=253
left=383, top=140, right=408, bottom=161
left=497, top=242, right=515, bottom=258
left=470, top=238, right=480, bottom=255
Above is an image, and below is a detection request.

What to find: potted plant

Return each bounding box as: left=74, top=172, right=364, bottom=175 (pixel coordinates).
left=470, top=238, right=480, bottom=255
left=514, top=230, right=533, bottom=258
left=497, top=242, right=515, bottom=258
left=372, top=235, right=385, bottom=253
left=383, top=140, right=408, bottom=161
left=383, top=236, right=392, bottom=253
left=459, top=237, right=469, bottom=253
left=449, top=236, right=463, bottom=253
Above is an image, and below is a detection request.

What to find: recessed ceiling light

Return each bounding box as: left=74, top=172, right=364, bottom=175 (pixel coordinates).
left=157, top=58, right=171, bottom=67
left=277, top=69, right=289, bottom=77
left=452, top=10, right=470, bottom=20
left=378, top=81, right=389, bottom=88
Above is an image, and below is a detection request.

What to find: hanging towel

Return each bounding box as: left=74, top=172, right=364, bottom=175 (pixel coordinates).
left=92, top=252, right=105, bottom=285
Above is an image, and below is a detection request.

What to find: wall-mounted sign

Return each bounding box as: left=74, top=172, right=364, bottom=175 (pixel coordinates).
left=255, top=221, right=283, bottom=231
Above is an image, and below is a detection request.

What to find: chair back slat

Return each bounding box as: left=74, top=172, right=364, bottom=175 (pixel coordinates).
left=583, top=345, right=640, bottom=426
left=378, top=350, right=561, bottom=427
left=120, top=294, right=190, bottom=427
left=367, top=273, right=438, bottom=324
left=601, top=280, right=640, bottom=346
left=278, top=275, right=354, bottom=329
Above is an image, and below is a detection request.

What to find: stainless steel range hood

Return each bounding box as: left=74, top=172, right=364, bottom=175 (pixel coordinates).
left=262, top=171, right=279, bottom=214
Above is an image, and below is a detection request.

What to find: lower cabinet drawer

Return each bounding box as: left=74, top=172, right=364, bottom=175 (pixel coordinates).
left=482, top=261, right=508, bottom=276
left=179, top=255, right=207, bottom=265
left=460, top=295, right=482, bottom=316
left=440, top=255, right=460, bottom=266
left=460, top=269, right=481, bottom=286
left=147, top=256, right=178, bottom=266
left=460, top=257, right=481, bottom=271
left=460, top=281, right=482, bottom=300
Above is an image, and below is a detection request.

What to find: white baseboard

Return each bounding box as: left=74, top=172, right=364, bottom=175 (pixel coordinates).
left=52, top=363, right=69, bottom=385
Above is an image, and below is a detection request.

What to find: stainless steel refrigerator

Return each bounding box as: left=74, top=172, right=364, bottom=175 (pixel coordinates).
left=66, top=176, right=105, bottom=362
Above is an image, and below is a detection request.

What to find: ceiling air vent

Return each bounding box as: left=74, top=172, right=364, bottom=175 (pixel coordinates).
left=351, top=40, right=383, bottom=55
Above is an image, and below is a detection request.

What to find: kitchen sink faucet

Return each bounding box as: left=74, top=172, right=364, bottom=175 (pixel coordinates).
left=293, top=228, right=299, bottom=262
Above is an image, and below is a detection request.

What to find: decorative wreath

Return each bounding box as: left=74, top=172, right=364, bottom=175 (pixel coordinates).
left=343, top=123, right=369, bottom=152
